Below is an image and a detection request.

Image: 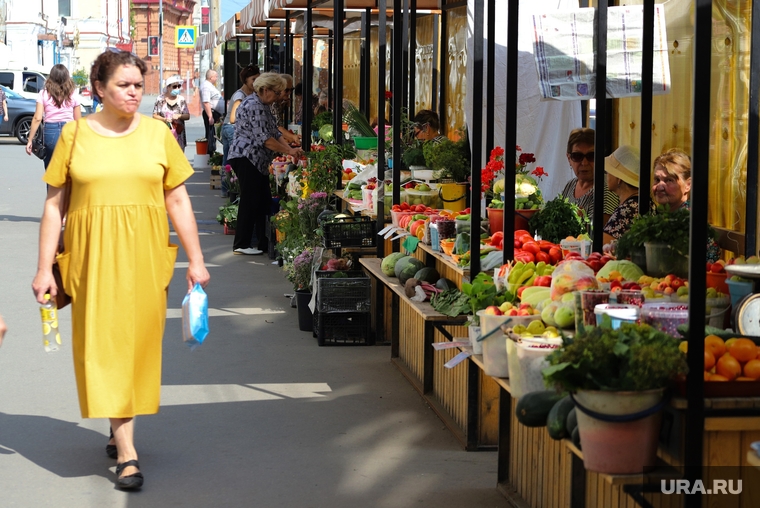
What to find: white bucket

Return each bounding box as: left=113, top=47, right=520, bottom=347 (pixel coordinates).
left=193, top=153, right=210, bottom=169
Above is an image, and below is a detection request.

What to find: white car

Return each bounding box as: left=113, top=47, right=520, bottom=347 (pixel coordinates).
left=0, top=68, right=48, bottom=99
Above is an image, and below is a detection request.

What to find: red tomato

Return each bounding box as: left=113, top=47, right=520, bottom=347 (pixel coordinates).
left=519, top=234, right=534, bottom=245
left=400, top=202, right=410, bottom=210
left=514, top=251, right=535, bottom=263
left=490, top=232, right=504, bottom=247
left=514, top=239, right=522, bottom=249
left=548, top=247, right=563, bottom=264
left=522, top=242, right=540, bottom=255
left=535, top=250, right=551, bottom=264
left=538, top=240, right=556, bottom=252
left=514, top=230, right=531, bottom=238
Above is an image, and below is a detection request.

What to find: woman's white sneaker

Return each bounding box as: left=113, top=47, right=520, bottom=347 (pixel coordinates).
left=234, top=247, right=263, bottom=255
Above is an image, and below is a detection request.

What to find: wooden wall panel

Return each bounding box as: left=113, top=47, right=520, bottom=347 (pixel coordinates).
left=443, top=6, right=468, bottom=137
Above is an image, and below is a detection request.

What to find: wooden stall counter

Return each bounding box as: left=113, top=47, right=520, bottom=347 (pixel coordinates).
left=360, top=257, right=500, bottom=450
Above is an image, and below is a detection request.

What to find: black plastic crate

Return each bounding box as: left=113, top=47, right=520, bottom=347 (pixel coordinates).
left=315, top=270, right=371, bottom=313
left=322, top=216, right=377, bottom=248
left=315, top=311, right=372, bottom=346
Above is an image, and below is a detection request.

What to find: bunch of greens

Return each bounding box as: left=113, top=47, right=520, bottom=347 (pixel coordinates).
left=461, top=272, right=515, bottom=325
left=423, top=129, right=471, bottom=183
left=294, top=143, right=355, bottom=195
left=312, top=111, right=333, bottom=132
left=343, top=102, right=377, bottom=138
left=615, top=206, right=715, bottom=259
left=542, top=322, right=688, bottom=392
left=528, top=196, right=588, bottom=243
left=430, top=289, right=471, bottom=317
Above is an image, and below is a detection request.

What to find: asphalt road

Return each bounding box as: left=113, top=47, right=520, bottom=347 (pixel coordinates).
left=0, top=96, right=508, bottom=507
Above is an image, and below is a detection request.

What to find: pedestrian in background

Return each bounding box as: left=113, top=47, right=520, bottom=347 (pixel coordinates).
left=25, top=64, right=81, bottom=168
left=0, top=86, right=8, bottom=126
left=228, top=73, right=302, bottom=255
left=275, top=74, right=301, bottom=145
left=200, top=69, right=224, bottom=154
left=31, top=49, right=210, bottom=490
left=153, top=75, right=190, bottom=152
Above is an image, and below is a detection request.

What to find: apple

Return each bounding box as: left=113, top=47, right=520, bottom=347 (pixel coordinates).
left=599, top=255, right=613, bottom=265
left=541, top=305, right=557, bottom=326
left=508, top=309, right=519, bottom=316
left=499, top=302, right=514, bottom=313
left=519, top=302, right=532, bottom=309
left=484, top=306, right=503, bottom=315
left=670, top=278, right=685, bottom=290
left=710, top=262, right=726, bottom=274
left=587, top=260, right=602, bottom=272
left=517, top=309, right=532, bottom=316
left=747, top=255, right=760, bottom=264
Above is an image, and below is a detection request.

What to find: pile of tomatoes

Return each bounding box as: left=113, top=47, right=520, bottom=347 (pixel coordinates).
left=697, top=335, right=760, bottom=381
left=512, top=230, right=563, bottom=264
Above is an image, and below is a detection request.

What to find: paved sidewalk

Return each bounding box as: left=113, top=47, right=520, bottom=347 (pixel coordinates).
left=0, top=97, right=508, bottom=507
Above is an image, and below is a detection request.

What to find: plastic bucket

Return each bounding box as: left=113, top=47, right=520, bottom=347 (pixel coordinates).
left=573, top=389, right=664, bottom=474
left=644, top=242, right=689, bottom=278
left=468, top=325, right=482, bottom=355
left=507, top=337, right=562, bottom=398
left=353, top=137, right=378, bottom=150
left=195, top=140, right=208, bottom=155
left=726, top=279, right=755, bottom=309
left=438, top=183, right=467, bottom=212
left=514, top=208, right=539, bottom=232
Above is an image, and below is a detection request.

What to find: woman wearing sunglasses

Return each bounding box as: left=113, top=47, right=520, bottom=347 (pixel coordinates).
left=559, top=127, right=619, bottom=225
left=152, top=75, right=190, bottom=151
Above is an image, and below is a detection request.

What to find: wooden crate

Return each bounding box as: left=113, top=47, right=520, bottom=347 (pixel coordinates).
left=210, top=174, right=221, bottom=189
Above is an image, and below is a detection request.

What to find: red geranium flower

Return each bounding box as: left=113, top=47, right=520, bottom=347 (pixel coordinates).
left=384, top=91, right=393, bottom=100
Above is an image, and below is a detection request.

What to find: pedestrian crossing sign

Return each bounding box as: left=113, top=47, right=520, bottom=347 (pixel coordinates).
left=175, top=26, right=196, bottom=48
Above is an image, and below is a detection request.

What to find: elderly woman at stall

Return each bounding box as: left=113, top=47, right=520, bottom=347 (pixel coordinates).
left=603, top=145, right=643, bottom=244
left=559, top=128, right=619, bottom=225
left=152, top=75, right=190, bottom=151
left=227, top=73, right=303, bottom=255
left=651, top=147, right=721, bottom=262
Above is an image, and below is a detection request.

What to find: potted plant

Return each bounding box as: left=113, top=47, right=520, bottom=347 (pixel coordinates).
left=483, top=146, right=548, bottom=233
left=216, top=201, right=238, bottom=235
left=527, top=196, right=589, bottom=244
left=422, top=130, right=471, bottom=183
left=286, top=248, right=318, bottom=331
left=542, top=322, right=688, bottom=474
left=615, top=207, right=717, bottom=277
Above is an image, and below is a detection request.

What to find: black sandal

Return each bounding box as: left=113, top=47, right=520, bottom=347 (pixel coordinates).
left=106, top=428, right=117, bottom=459
left=115, top=459, right=144, bottom=490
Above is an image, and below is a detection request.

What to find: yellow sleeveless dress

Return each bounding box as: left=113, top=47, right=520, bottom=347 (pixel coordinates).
left=43, top=116, right=194, bottom=418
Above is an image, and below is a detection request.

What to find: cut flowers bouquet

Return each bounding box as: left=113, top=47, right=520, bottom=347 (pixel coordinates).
left=483, top=146, right=547, bottom=210
left=222, top=165, right=240, bottom=195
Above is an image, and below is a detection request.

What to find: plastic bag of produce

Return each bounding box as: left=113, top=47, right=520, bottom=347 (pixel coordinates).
left=550, top=260, right=598, bottom=300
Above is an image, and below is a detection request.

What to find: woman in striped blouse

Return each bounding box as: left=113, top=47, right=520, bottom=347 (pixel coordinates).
left=559, top=128, right=619, bottom=226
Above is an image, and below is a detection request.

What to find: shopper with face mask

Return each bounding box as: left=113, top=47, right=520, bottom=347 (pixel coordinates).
left=152, top=75, right=190, bottom=151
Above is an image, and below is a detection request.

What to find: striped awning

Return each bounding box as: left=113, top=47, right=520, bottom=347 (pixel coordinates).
left=215, top=15, right=237, bottom=45
left=239, top=0, right=270, bottom=30
left=195, top=31, right=217, bottom=51
left=270, top=0, right=308, bottom=8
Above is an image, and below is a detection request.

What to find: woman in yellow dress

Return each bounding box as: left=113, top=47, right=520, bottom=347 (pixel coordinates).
left=31, top=50, right=210, bottom=490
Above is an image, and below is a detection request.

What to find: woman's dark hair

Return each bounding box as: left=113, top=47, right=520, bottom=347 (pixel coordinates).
left=239, top=64, right=260, bottom=84
left=566, top=127, right=595, bottom=153
left=45, top=64, right=76, bottom=108
left=413, top=109, right=441, bottom=132
left=90, top=49, right=148, bottom=100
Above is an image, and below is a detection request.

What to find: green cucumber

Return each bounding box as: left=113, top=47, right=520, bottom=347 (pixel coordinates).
left=546, top=396, right=575, bottom=440
left=515, top=390, right=566, bottom=428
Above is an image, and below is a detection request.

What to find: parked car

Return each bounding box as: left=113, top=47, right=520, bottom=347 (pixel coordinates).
left=0, top=85, right=37, bottom=143
left=0, top=68, right=48, bottom=99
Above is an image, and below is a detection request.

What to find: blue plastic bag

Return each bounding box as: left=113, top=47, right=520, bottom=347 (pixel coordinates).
left=182, top=283, right=209, bottom=350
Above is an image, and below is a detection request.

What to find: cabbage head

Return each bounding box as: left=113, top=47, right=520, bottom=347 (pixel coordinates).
left=596, top=260, right=644, bottom=281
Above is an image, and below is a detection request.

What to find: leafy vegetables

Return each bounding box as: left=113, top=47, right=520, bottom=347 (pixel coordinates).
left=615, top=206, right=715, bottom=259
left=430, top=289, right=471, bottom=317
left=343, top=102, right=377, bottom=138
left=528, top=196, right=588, bottom=243
left=542, top=322, right=688, bottom=392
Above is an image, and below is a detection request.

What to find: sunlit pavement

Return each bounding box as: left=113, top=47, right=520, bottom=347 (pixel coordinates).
left=0, top=97, right=508, bottom=507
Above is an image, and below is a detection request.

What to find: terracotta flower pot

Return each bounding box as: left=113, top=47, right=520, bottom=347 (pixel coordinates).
left=195, top=140, right=208, bottom=155
left=487, top=207, right=539, bottom=234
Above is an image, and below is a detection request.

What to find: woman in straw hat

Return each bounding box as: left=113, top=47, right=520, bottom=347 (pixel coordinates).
left=603, top=145, right=643, bottom=244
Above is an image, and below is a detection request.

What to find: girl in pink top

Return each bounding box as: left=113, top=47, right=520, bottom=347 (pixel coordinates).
left=25, top=64, right=81, bottom=168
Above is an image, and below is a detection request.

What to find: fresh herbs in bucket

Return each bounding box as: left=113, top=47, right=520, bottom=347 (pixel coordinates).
left=528, top=196, right=589, bottom=243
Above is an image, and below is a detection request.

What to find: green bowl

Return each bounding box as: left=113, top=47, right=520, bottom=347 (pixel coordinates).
left=353, top=137, right=378, bottom=150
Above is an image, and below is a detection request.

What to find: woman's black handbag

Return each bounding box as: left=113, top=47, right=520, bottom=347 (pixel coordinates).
left=31, top=129, right=45, bottom=160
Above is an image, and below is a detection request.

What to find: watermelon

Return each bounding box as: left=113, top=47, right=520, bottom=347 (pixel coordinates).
left=395, top=256, right=425, bottom=285
left=414, top=267, right=440, bottom=284
left=381, top=252, right=406, bottom=277
left=435, top=278, right=457, bottom=291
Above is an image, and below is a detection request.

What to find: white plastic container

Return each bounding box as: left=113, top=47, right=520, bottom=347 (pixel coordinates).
left=477, top=311, right=512, bottom=377
left=507, top=337, right=562, bottom=398
left=468, top=324, right=482, bottom=355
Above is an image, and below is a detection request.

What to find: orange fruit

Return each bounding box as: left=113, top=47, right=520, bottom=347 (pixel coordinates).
left=704, top=350, right=716, bottom=371
left=743, top=359, right=760, bottom=380
left=725, top=338, right=738, bottom=350
left=705, top=335, right=726, bottom=358
left=708, top=374, right=730, bottom=381
left=729, top=339, right=758, bottom=363
left=716, top=354, right=742, bottom=381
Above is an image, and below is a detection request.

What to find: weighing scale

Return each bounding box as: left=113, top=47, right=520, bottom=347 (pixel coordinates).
left=725, top=265, right=760, bottom=336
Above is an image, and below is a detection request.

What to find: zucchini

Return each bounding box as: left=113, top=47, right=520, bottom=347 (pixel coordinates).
left=565, top=407, right=578, bottom=436
left=546, top=396, right=575, bottom=440
left=515, top=390, right=566, bottom=428
left=571, top=425, right=581, bottom=450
